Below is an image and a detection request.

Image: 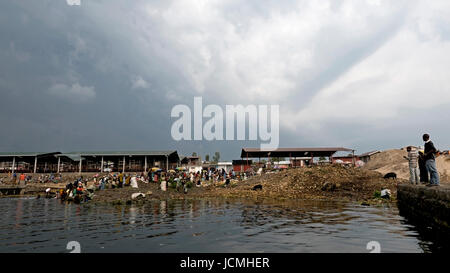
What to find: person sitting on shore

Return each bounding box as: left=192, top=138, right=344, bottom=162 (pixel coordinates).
left=404, top=146, right=420, bottom=185
left=422, top=133, right=440, bottom=186
left=76, top=183, right=84, bottom=194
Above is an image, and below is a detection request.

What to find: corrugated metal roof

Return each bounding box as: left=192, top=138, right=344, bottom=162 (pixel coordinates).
left=57, top=154, right=84, bottom=161
left=0, top=151, right=179, bottom=159
left=241, top=147, right=354, bottom=158
left=65, top=150, right=176, bottom=156
left=64, top=151, right=178, bottom=156
left=0, top=152, right=60, bottom=157
left=358, top=150, right=380, bottom=157
left=242, top=147, right=353, bottom=153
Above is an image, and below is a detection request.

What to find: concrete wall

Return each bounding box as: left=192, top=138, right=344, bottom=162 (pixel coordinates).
left=397, top=184, right=450, bottom=229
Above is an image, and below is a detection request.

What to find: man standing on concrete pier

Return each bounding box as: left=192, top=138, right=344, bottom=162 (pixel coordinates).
left=404, top=146, right=420, bottom=185
left=422, top=134, right=440, bottom=186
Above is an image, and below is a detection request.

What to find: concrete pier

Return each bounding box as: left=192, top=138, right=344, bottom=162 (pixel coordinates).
left=397, top=184, right=450, bottom=229
left=0, top=185, right=26, bottom=196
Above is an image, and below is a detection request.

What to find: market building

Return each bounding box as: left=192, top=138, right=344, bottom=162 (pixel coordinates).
left=240, top=147, right=356, bottom=167
left=0, top=151, right=180, bottom=173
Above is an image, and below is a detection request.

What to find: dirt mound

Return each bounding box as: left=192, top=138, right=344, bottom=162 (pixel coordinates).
left=205, top=165, right=400, bottom=202
left=437, top=156, right=450, bottom=182
left=364, top=149, right=407, bottom=170
left=363, top=149, right=450, bottom=183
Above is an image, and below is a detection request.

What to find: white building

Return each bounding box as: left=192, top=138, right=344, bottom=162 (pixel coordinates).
left=215, top=162, right=233, bottom=173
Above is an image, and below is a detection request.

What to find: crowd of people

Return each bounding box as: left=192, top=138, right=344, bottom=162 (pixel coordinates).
left=2, top=172, right=63, bottom=185
left=57, top=172, right=145, bottom=203
left=49, top=167, right=257, bottom=203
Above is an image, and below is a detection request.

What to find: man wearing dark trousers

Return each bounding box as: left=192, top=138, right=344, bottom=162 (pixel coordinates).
left=422, top=134, right=440, bottom=186
left=418, top=150, right=429, bottom=184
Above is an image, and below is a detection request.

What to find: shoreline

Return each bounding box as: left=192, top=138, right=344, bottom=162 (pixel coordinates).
left=2, top=165, right=401, bottom=206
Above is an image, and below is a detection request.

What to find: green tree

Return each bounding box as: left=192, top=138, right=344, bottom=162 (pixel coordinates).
left=212, top=152, right=220, bottom=163
left=192, top=152, right=197, bottom=157
left=205, top=154, right=210, bottom=162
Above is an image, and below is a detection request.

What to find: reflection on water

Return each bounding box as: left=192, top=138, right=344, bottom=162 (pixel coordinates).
left=0, top=197, right=446, bottom=253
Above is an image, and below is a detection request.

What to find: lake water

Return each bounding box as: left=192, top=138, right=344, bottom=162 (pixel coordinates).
left=0, top=197, right=446, bottom=253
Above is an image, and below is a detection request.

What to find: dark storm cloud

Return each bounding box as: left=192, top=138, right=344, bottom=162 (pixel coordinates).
left=0, top=0, right=449, bottom=160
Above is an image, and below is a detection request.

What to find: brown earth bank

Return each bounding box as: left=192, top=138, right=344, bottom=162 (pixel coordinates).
left=7, top=165, right=404, bottom=206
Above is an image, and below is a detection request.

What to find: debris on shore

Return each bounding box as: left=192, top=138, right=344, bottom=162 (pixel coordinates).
left=2, top=165, right=404, bottom=206
left=199, top=165, right=401, bottom=203
left=87, top=165, right=402, bottom=205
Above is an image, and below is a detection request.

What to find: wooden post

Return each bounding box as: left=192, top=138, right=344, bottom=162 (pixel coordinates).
left=352, top=150, right=355, bottom=167
left=122, top=156, right=125, bottom=173
left=144, top=156, right=148, bottom=172
left=34, top=156, right=37, bottom=173
left=310, top=153, right=314, bottom=166
left=246, top=152, right=248, bottom=171
left=101, top=156, right=104, bottom=172
left=79, top=158, right=82, bottom=174
left=166, top=155, right=169, bottom=170
left=12, top=156, right=15, bottom=175
left=57, top=156, right=61, bottom=173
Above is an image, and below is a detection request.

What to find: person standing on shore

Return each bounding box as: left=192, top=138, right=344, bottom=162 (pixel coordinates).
left=422, top=134, right=440, bottom=186
left=404, top=146, right=420, bottom=185
left=118, top=171, right=123, bottom=187
left=418, top=150, right=429, bottom=184
left=19, top=173, right=26, bottom=186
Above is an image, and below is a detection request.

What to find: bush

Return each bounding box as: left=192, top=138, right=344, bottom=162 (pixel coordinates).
left=373, top=190, right=381, bottom=199
left=185, top=181, right=193, bottom=188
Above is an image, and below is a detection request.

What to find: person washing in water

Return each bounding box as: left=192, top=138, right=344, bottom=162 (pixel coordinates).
left=422, top=133, right=440, bottom=187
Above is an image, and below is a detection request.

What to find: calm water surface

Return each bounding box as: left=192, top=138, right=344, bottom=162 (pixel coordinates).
left=0, top=197, right=445, bottom=253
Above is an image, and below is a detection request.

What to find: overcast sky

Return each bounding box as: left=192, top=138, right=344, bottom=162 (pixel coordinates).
left=1, top=0, right=449, bottom=160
